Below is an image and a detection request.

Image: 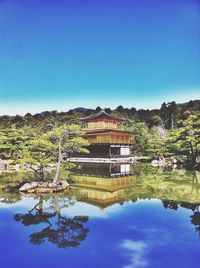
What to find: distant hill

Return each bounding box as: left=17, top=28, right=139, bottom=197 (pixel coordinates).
left=67, top=100, right=200, bottom=115
left=177, top=99, right=200, bottom=109
left=70, top=107, right=90, bottom=113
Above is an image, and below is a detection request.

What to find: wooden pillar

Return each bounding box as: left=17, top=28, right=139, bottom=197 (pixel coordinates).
left=109, top=146, right=112, bottom=158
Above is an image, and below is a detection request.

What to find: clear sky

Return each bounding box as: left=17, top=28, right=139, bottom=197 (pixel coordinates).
left=0, top=0, right=200, bottom=115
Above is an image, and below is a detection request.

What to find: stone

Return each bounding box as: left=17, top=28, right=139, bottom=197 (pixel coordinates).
left=19, top=181, right=69, bottom=193
left=48, top=183, right=57, bottom=188
left=19, top=182, right=38, bottom=192
left=61, top=181, right=69, bottom=189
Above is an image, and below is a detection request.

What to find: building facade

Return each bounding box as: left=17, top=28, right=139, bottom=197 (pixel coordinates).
left=79, top=111, right=133, bottom=158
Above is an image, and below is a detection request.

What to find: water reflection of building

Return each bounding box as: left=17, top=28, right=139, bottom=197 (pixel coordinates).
left=75, top=162, right=131, bottom=178
left=71, top=163, right=134, bottom=208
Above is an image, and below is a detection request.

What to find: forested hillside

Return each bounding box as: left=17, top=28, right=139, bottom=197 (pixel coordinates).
left=0, top=100, right=199, bottom=129
left=0, top=100, right=199, bottom=169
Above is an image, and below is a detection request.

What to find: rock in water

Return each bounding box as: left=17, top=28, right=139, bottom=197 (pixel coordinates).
left=61, top=180, right=69, bottom=189
left=19, top=182, right=38, bottom=192
left=19, top=181, right=69, bottom=193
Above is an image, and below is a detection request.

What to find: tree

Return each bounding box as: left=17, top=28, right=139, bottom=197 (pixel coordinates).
left=166, top=113, right=200, bottom=167
left=160, top=102, right=168, bottom=128
left=151, top=115, right=161, bottom=126
left=123, top=120, right=148, bottom=155
left=18, top=130, right=56, bottom=178
left=19, top=124, right=89, bottom=182
left=104, top=108, right=111, bottom=114
left=47, top=125, right=89, bottom=183
left=0, top=126, right=32, bottom=159
left=147, top=126, right=169, bottom=159
left=115, top=105, right=125, bottom=114
left=167, top=101, right=178, bottom=129
left=125, top=120, right=169, bottom=158
left=95, top=106, right=102, bottom=113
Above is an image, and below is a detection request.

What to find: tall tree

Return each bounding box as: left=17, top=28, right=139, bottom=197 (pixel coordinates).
left=18, top=124, right=89, bottom=182
left=146, top=126, right=169, bottom=159
left=0, top=126, right=32, bottom=159
left=160, top=102, right=168, bottom=128
left=166, top=113, right=200, bottom=167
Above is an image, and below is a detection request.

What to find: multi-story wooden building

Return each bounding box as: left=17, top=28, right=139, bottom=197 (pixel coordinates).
left=79, top=110, right=133, bottom=158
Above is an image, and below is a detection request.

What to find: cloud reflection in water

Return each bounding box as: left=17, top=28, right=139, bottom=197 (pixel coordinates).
left=121, top=239, right=148, bottom=268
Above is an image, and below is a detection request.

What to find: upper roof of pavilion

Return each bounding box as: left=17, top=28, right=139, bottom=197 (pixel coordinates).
left=80, top=110, right=126, bottom=122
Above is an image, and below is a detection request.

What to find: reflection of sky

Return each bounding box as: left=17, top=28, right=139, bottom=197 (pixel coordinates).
left=121, top=239, right=148, bottom=268
left=0, top=197, right=199, bottom=268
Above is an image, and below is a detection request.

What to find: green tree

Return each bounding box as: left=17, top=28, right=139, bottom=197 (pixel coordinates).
left=46, top=124, right=89, bottom=183
left=19, top=124, right=89, bottom=183
left=167, top=113, right=200, bottom=167
left=147, top=126, right=169, bottom=159
left=160, top=102, right=168, bottom=128
left=167, top=101, right=178, bottom=129
left=124, top=120, right=150, bottom=155
left=125, top=120, right=169, bottom=158
left=0, top=126, right=32, bottom=159
left=151, top=115, right=161, bottom=126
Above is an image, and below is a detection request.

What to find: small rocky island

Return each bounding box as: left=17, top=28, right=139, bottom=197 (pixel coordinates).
left=19, top=181, right=69, bottom=194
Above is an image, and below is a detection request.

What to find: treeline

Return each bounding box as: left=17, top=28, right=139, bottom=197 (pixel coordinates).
left=0, top=100, right=199, bottom=129
left=0, top=100, right=199, bottom=169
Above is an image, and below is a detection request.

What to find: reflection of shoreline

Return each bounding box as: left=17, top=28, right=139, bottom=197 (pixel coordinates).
left=70, top=163, right=200, bottom=208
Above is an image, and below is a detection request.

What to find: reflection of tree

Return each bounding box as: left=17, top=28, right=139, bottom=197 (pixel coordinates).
left=30, top=215, right=89, bottom=248
left=162, top=200, right=200, bottom=236
left=191, top=171, right=199, bottom=194
left=14, top=196, right=89, bottom=248
left=162, top=200, right=178, bottom=210
left=190, top=208, right=200, bottom=236
left=15, top=197, right=56, bottom=226
left=0, top=193, right=22, bottom=204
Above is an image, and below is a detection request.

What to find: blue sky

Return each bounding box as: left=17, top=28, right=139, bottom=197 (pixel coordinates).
left=0, top=0, right=200, bottom=115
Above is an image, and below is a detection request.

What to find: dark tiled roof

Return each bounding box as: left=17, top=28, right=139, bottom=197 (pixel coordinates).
left=80, top=111, right=126, bottom=122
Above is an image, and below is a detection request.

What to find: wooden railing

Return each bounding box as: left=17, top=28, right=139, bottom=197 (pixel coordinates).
left=86, top=135, right=132, bottom=144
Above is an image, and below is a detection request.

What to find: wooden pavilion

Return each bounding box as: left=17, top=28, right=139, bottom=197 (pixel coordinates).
left=78, top=110, right=133, bottom=158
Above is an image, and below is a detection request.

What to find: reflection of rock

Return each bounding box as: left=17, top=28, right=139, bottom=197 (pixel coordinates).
left=19, top=181, right=69, bottom=193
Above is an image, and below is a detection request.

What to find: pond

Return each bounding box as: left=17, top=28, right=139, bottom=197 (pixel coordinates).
left=0, top=163, right=200, bottom=268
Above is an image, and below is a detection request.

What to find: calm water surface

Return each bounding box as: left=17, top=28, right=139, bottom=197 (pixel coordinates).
left=0, top=164, right=200, bottom=268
